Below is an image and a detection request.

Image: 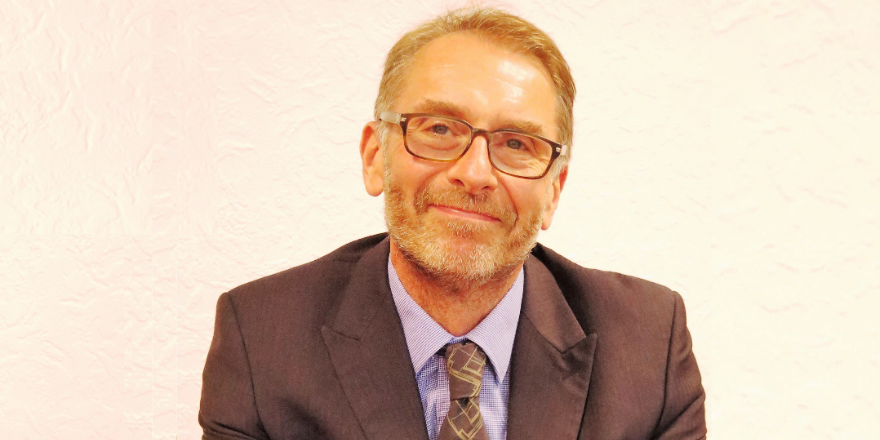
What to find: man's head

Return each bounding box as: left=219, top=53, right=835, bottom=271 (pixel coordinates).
left=360, top=7, right=575, bottom=289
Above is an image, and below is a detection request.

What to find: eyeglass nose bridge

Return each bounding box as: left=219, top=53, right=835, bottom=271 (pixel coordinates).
left=446, top=128, right=504, bottom=179
left=460, top=128, right=531, bottom=177
left=460, top=127, right=494, bottom=158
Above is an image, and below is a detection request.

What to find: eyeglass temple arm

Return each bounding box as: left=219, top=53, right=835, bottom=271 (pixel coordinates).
left=379, top=111, right=401, bottom=124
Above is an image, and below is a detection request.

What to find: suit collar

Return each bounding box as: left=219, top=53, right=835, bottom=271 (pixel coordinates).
left=506, top=256, right=598, bottom=440
left=320, top=237, right=429, bottom=440
left=521, top=255, right=591, bottom=351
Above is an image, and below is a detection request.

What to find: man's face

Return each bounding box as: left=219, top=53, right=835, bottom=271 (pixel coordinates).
left=365, top=32, right=566, bottom=286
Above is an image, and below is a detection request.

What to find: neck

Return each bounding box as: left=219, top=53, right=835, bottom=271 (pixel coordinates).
left=389, top=240, right=522, bottom=337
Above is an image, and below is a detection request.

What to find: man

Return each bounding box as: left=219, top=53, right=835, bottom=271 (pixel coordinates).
left=200, top=7, right=705, bottom=440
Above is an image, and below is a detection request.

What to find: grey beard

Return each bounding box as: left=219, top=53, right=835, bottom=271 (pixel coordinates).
left=383, top=180, right=542, bottom=292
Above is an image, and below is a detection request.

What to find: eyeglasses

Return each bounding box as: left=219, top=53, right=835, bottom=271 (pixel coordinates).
left=378, top=112, right=567, bottom=179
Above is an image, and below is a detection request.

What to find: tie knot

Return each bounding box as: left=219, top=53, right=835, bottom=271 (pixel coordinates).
left=444, top=341, right=487, bottom=400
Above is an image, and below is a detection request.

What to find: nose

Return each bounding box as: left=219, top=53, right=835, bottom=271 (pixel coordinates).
left=445, top=133, right=498, bottom=195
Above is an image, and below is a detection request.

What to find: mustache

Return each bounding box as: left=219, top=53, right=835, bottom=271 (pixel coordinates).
left=413, top=186, right=516, bottom=224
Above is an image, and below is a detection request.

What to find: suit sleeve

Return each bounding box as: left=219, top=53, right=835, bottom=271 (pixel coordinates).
left=199, top=293, right=270, bottom=440
left=652, top=293, right=707, bottom=440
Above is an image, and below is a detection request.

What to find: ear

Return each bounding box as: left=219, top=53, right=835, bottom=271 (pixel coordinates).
left=360, top=121, right=384, bottom=197
left=541, top=165, right=568, bottom=230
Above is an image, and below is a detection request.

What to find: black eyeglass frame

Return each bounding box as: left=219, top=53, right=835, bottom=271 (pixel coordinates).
left=378, top=111, right=568, bottom=179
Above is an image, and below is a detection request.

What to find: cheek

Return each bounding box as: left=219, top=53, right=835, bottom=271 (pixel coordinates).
left=386, top=154, right=441, bottom=199
left=508, top=183, right=552, bottom=219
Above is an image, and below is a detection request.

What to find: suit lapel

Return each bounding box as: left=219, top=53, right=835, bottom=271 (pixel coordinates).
left=320, top=239, right=429, bottom=440
left=507, top=257, right=598, bottom=440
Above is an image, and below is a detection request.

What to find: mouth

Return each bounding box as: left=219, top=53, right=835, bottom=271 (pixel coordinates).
left=429, top=204, right=500, bottom=223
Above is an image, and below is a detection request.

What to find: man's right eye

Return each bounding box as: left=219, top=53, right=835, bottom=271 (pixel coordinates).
left=430, top=124, right=450, bottom=135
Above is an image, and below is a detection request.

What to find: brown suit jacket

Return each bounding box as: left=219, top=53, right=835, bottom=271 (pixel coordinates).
left=200, top=234, right=706, bottom=440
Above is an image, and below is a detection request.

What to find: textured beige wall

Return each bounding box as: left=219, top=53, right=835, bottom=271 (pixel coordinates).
left=2, top=0, right=878, bottom=439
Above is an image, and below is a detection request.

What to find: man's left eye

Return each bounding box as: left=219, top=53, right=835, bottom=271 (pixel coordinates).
left=505, top=139, right=524, bottom=150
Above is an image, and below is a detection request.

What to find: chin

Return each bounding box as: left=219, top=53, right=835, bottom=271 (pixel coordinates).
left=398, top=239, right=509, bottom=287
left=391, top=217, right=537, bottom=288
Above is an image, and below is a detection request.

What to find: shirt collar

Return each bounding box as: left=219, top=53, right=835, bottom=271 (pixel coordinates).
left=388, top=258, right=523, bottom=379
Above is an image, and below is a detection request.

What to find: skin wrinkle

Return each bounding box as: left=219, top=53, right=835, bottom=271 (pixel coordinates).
left=412, top=99, right=548, bottom=139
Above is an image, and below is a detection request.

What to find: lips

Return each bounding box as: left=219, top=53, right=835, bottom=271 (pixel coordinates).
left=430, top=204, right=500, bottom=222
left=414, top=185, right=516, bottom=226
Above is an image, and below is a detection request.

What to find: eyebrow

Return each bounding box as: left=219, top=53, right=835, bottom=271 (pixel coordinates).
left=411, top=99, right=547, bottom=136
left=412, top=100, right=470, bottom=119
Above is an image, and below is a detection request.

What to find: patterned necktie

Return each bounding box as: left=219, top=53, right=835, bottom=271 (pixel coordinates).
left=438, top=341, right=490, bottom=440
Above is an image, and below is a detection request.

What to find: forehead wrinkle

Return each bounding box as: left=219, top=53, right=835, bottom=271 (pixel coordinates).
left=411, top=99, right=546, bottom=136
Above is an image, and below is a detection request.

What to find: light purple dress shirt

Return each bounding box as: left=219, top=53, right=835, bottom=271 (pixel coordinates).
left=388, top=259, right=524, bottom=440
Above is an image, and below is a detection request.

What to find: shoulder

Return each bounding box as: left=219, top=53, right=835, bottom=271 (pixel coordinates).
left=530, top=242, right=683, bottom=335
left=218, top=233, right=389, bottom=329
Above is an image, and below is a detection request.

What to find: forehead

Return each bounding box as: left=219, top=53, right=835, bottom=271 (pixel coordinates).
left=396, top=32, right=557, bottom=136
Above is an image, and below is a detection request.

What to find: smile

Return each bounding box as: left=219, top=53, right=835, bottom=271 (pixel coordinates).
left=430, top=204, right=500, bottom=222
